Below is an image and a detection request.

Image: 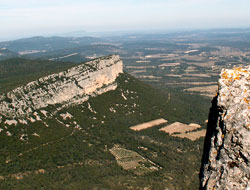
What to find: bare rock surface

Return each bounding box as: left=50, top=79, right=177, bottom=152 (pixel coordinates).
left=0, top=55, right=123, bottom=120
left=200, top=67, right=250, bottom=190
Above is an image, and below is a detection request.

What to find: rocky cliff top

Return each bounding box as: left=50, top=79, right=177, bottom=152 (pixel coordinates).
left=0, top=55, right=123, bottom=122
left=219, top=67, right=250, bottom=130
left=200, top=66, right=250, bottom=190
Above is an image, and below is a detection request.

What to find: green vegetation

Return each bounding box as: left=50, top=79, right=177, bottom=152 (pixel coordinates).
left=0, top=58, right=79, bottom=93
left=0, top=48, right=18, bottom=61
left=4, top=30, right=246, bottom=188
left=0, top=67, right=210, bottom=189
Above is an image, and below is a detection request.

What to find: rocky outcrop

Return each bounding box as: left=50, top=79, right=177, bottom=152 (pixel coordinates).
left=200, top=67, right=250, bottom=190
left=0, top=55, right=123, bottom=119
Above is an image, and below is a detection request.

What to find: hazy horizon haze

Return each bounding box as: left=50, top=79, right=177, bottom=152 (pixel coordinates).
left=1, top=0, right=250, bottom=41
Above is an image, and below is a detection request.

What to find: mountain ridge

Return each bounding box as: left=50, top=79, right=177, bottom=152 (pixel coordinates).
left=0, top=36, right=105, bottom=52
left=0, top=55, right=122, bottom=120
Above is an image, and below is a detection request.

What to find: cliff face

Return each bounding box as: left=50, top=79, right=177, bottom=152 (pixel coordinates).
left=0, top=55, right=123, bottom=120
left=200, top=67, right=250, bottom=190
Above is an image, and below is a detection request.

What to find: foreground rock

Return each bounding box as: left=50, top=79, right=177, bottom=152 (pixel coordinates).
left=200, top=67, right=250, bottom=190
left=0, top=55, right=123, bottom=120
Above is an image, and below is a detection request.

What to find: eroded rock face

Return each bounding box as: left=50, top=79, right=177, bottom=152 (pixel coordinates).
left=0, top=55, right=123, bottom=119
left=200, top=67, right=250, bottom=190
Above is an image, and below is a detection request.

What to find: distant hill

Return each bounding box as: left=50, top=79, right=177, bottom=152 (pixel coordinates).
left=24, top=44, right=122, bottom=63
left=0, top=36, right=105, bottom=52
left=0, top=48, right=19, bottom=61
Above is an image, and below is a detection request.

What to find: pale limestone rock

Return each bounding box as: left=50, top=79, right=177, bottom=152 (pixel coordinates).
left=200, top=66, right=250, bottom=190
left=32, top=133, right=40, bottom=137
left=18, top=119, right=28, bottom=125
left=121, top=92, right=127, bottom=100
left=87, top=103, right=97, bottom=113
left=6, top=131, right=11, bottom=136
left=60, top=112, right=73, bottom=120
left=40, top=110, right=48, bottom=117
left=20, top=134, right=28, bottom=141
left=4, top=120, right=18, bottom=126
left=33, top=112, right=41, bottom=121
left=0, top=55, right=123, bottom=121
left=109, top=107, right=116, bottom=113
left=28, top=117, right=36, bottom=123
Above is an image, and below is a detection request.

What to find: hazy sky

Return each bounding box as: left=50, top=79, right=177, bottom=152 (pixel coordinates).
left=1, top=0, right=250, bottom=40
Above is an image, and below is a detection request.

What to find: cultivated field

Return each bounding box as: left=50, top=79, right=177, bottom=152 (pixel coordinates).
left=173, top=129, right=207, bottom=141
left=184, top=85, right=218, bottom=97
left=109, top=146, right=160, bottom=175
left=126, top=66, right=156, bottom=69
left=159, top=122, right=201, bottom=134
left=182, top=73, right=211, bottom=78
left=166, top=82, right=217, bottom=86
left=158, top=63, right=180, bottom=67
left=130, top=118, right=168, bottom=131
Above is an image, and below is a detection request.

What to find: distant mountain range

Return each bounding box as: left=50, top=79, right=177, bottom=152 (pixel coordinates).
left=0, top=48, right=18, bottom=61
left=0, top=36, right=105, bottom=52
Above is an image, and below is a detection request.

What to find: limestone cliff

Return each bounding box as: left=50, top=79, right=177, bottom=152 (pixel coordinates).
left=200, top=67, right=250, bottom=190
left=0, top=55, right=123, bottom=120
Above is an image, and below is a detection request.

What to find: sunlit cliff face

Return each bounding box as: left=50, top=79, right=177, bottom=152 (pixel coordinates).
left=200, top=66, right=250, bottom=190
left=0, top=55, right=123, bottom=119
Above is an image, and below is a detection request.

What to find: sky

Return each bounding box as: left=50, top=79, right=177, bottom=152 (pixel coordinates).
left=1, top=0, right=250, bottom=40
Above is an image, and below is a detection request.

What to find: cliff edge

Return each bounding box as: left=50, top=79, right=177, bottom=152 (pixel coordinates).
left=0, top=55, right=123, bottom=122
left=200, top=67, right=250, bottom=190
